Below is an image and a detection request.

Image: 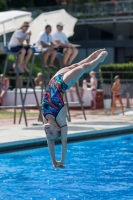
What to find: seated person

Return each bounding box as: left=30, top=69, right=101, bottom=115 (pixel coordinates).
left=34, top=72, right=43, bottom=88
left=52, top=22, right=78, bottom=67
left=36, top=25, right=57, bottom=69
left=0, top=74, right=10, bottom=106
left=8, top=21, right=32, bottom=73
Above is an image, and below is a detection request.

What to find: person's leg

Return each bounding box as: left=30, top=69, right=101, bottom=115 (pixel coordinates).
left=19, top=48, right=26, bottom=66
left=63, top=51, right=108, bottom=88
left=12, top=47, right=25, bottom=72
left=111, top=97, right=116, bottom=115
left=53, top=49, right=106, bottom=78
left=49, top=49, right=56, bottom=66
left=24, top=48, right=32, bottom=65
left=63, top=48, right=72, bottom=66
left=78, top=48, right=105, bottom=66
left=23, top=48, right=33, bottom=72
left=67, top=47, right=78, bottom=65
left=92, top=91, right=97, bottom=109
left=43, top=50, right=50, bottom=67
left=66, top=49, right=105, bottom=71
left=66, top=48, right=105, bottom=70
left=118, top=97, right=124, bottom=115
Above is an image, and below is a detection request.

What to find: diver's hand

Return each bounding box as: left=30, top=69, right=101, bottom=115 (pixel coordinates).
left=56, top=161, right=66, bottom=169
left=53, top=161, right=65, bottom=169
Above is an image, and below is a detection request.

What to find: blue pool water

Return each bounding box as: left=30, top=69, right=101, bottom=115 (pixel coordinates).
left=0, top=135, right=133, bottom=200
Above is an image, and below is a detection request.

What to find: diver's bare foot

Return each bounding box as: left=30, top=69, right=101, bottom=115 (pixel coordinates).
left=54, top=161, right=66, bottom=169
left=95, top=49, right=105, bottom=57
left=98, top=51, right=108, bottom=63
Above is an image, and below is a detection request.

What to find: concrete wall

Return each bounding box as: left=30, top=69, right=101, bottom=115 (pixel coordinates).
left=3, top=88, right=93, bottom=107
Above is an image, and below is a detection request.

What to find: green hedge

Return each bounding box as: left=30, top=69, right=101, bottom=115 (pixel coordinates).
left=100, top=62, right=133, bottom=80
left=0, top=0, right=7, bottom=11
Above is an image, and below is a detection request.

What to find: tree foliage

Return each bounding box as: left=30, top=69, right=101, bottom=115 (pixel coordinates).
left=7, top=0, right=34, bottom=8
left=0, top=0, right=7, bottom=11
left=7, top=0, right=56, bottom=8
left=6, top=0, right=101, bottom=8
left=34, top=0, right=56, bottom=6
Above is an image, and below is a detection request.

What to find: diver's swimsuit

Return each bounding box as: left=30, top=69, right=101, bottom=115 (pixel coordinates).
left=42, top=72, right=68, bottom=119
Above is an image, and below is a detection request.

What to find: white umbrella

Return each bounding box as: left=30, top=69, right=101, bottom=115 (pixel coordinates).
left=29, top=9, right=77, bottom=45
left=0, top=10, right=32, bottom=46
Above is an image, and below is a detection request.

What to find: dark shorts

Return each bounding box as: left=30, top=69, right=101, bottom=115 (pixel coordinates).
left=10, top=45, right=31, bottom=53
left=56, top=47, right=65, bottom=53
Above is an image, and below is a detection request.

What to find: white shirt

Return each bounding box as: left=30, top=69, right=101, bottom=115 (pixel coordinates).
left=8, top=29, right=29, bottom=47
left=52, top=30, right=69, bottom=44
left=36, top=31, right=53, bottom=46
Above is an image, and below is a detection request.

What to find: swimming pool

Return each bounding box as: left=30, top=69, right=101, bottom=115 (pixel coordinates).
left=0, top=134, right=133, bottom=200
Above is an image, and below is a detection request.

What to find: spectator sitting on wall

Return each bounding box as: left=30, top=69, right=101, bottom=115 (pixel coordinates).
left=8, top=22, right=33, bottom=73
left=36, top=25, right=57, bottom=69
left=0, top=73, right=10, bottom=106
left=34, top=72, right=43, bottom=88
left=52, top=22, right=78, bottom=67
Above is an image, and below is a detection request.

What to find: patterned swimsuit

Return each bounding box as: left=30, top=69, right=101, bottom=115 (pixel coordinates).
left=42, top=72, right=68, bottom=119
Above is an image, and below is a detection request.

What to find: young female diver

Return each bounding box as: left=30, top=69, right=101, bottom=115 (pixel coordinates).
left=42, top=49, right=108, bottom=169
